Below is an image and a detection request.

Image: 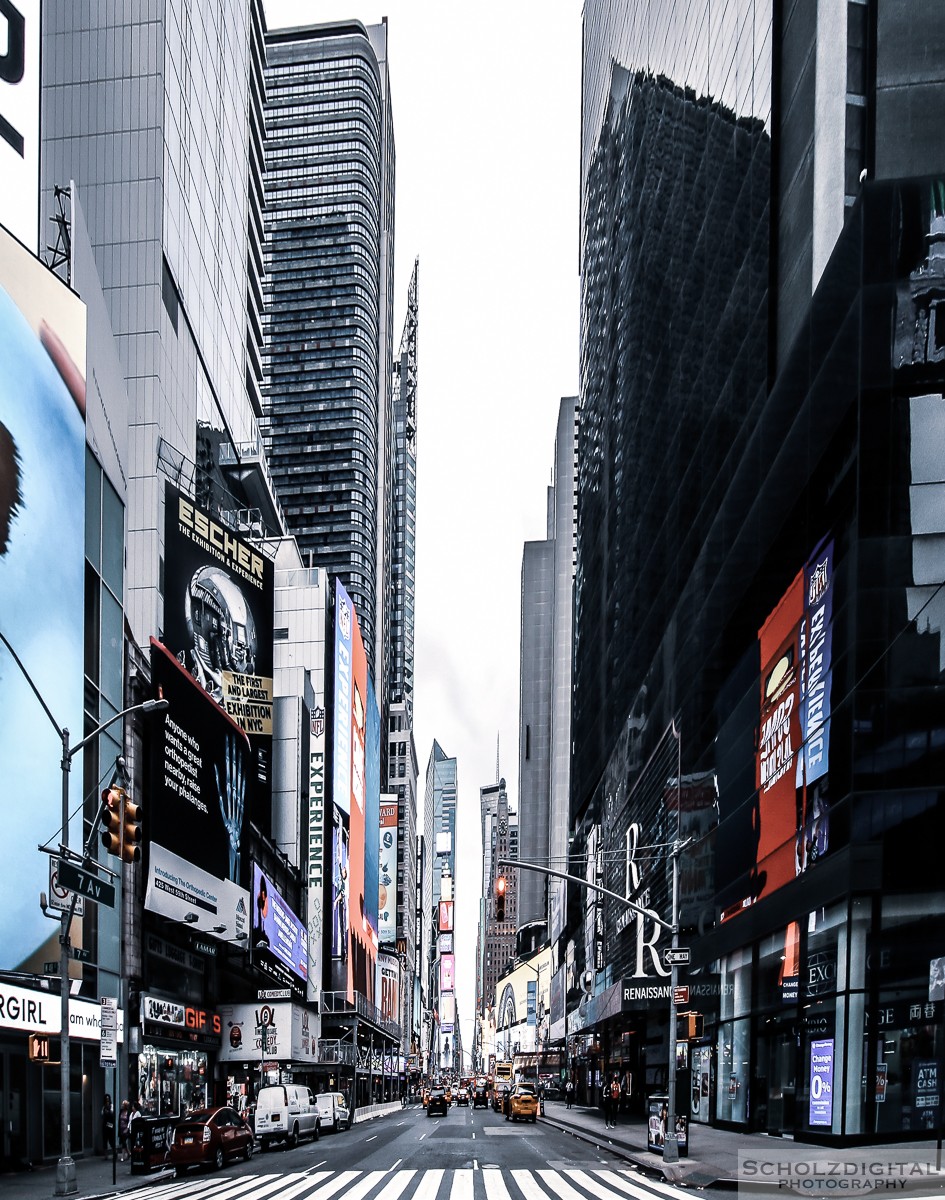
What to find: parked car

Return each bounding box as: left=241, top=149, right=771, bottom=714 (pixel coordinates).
left=427, top=1086, right=449, bottom=1117
left=456, top=1085, right=470, bottom=1106
left=315, top=1092, right=350, bottom=1133
left=506, top=1083, right=540, bottom=1123
left=255, top=1084, right=319, bottom=1150
left=492, top=1082, right=510, bottom=1114
left=167, top=1107, right=254, bottom=1172
left=472, top=1081, right=489, bottom=1109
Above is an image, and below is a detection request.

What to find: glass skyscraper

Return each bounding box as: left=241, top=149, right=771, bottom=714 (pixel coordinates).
left=262, top=20, right=396, bottom=678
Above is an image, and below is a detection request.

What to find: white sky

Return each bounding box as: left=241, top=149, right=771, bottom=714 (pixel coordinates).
left=264, top=0, right=582, bottom=1063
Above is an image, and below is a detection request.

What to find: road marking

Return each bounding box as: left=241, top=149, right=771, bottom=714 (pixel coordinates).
left=595, top=1170, right=681, bottom=1200
left=539, top=1169, right=597, bottom=1200
left=305, top=1169, right=360, bottom=1200
left=512, top=1169, right=553, bottom=1200
left=471, top=1132, right=475, bottom=1139
left=269, top=1174, right=333, bottom=1200
left=450, top=1168, right=474, bottom=1200
left=418, top=1131, right=426, bottom=1140
left=366, top=1135, right=378, bottom=1142
left=482, top=1168, right=513, bottom=1200
left=473, top=1159, right=478, bottom=1171
left=410, top=1167, right=444, bottom=1200
left=307, top=1161, right=328, bottom=1172
left=334, top=1170, right=387, bottom=1200
left=372, top=1169, right=416, bottom=1200
left=566, top=1170, right=644, bottom=1200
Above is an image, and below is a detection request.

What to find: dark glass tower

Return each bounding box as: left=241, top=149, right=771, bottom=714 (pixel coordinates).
left=262, top=20, right=395, bottom=674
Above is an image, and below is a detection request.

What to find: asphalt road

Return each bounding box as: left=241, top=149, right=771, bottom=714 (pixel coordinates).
left=118, top=1102, right=678, bottom=1200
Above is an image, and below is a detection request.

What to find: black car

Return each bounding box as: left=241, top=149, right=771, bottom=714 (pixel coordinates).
left=427, top=1086, right=449, bottom=1117
left=492, top=1082, right=510, bottom=1114
left=472, top=1082, right=489, bottom=1109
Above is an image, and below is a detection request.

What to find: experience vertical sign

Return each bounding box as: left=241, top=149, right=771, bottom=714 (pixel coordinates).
left=307, top=698, right=326, bottom=1004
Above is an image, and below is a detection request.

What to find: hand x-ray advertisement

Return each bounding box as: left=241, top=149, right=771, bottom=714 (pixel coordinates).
left=162, top=481, right=274, bottom=834
left=146, top=639, right=251, bottom=943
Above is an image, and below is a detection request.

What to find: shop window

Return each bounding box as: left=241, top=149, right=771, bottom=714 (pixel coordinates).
left=716, top=1017, right=750, bottom=1125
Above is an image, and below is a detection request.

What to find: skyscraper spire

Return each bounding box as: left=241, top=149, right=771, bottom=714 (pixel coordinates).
left=496, top=732, right=500, bottom=784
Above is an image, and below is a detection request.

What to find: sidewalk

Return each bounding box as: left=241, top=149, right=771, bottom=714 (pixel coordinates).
left=0, top=1154, right=171, bottom=1200
left=541, top=1101, right=945, bottom=1190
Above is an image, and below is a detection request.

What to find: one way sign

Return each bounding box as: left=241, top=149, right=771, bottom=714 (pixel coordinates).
left=662, top=946, right=690, bottom=967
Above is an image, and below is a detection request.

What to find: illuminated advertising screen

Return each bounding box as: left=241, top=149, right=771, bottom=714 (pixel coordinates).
left=307, top=690, right=327, bottom=1003
left=251, top=863, right=308, bottom=997
left=0, top=1, right=40, bottom=250
left=440, top=954, right=455, bottom=993
left=440, top=992, right=455, bottom=1032
left=163, top=480, right=274, bottom=832
left=378, top=952, right=399, bottom=1024
left=725, top=537, right=834, bottom=919
left=378, top=796, right=398, bottom=944
left=439, top=900, right=454, bottom=932
left=0, top=228, right=86, bottom=971
left=364, top=675, right=380, bottom=936
left=146, top=639, right=251, bottom=942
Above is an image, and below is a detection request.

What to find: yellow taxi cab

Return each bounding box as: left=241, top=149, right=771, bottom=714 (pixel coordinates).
left=422, top=1087, right=431, bottom=1109
left=444, top=1084, right=453, bottom=1105
left=505, top=1083, right=539, bottom=1123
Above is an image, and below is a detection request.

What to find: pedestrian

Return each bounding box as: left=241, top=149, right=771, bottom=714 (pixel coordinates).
left=101, top=1095, right=116, bottom=1158
left=118, top=1100, right=131, bottom=1162
left=565, top=1079, right=574, bottom=1109
left=606, top=1074, right=621, bottom=1129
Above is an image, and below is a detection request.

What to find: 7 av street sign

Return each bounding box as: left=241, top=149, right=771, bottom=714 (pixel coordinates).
left=663, top=946, right=691, bottom=967
left=56, top=860, right=116, bottom=908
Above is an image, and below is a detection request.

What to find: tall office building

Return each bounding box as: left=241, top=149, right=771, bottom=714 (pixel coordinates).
left=262, top=20, right=396, bottom=680
left=567, top=0, right=945, bottom=1144
left=389, top=259, right=419, bottom=715
left=517, top=396, right=578, bottom=930
left=475, top=780, right=518, bottom=1045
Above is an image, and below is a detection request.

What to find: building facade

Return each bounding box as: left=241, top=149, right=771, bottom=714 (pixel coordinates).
left=262, top=20, right=396, bottom=682
left=565, top=0, right=945, bottom=1146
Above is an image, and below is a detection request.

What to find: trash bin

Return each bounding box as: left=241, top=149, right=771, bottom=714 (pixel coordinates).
left=130, top=1116, right=175, bottom=1174
left=647, top=1093, right=688, bottom=1157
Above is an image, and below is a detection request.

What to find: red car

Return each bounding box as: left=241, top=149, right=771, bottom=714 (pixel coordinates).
left=167, top=1107, right=255, bottom=1172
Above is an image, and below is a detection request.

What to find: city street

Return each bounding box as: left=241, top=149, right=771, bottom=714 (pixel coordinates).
left=55, top=1104, right=676, bottom=1200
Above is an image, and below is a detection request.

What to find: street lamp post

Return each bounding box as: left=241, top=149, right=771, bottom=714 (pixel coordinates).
left=1, top=624, right=167, bottom=1197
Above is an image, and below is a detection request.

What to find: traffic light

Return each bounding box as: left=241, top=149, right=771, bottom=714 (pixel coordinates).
left=122, top=791, right=143, bottom=863
left=28, top=1033, right=50, bottom=1061
left=676, top=1011, right=704, bottom=1041
left=101, top=785, right=124, bottom=858
left=495, top=875, right=506, bottom=923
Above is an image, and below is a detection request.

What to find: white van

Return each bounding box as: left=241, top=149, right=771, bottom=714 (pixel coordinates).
left=255, top=1084, right=320, bottom=1149
left=315, top=1092, right=350, bottom=1133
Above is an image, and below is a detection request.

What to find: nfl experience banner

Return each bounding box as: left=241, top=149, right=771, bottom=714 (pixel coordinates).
left=147, top=639, right=251, bottom=941
left=163, top=481, right=274, bottom=832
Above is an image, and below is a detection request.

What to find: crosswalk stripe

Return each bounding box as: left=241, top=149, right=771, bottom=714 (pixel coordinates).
left=511, top=1169, right=553, bottom=1200
left=268, top=1171, right=332, bottom=1200
left=565, top=1170, right=641, bottom=1200
left=337, top=1171, right=389, bottom=1200
left=373, top=1168, right=417, bottom=1200
left=450, top=1168, right=474, bottom=1200
left=594, top=1170, right=666, bottom=1200
left=482, top=1168, right=514, bottom=1200
left=305, top=1168, right=361, bottom=1199
left=537, top=1169, right=593, bottom=1200
left=224, top=1169, right=310, bottom=1200
left=138, top=1175, right=226, bottom=1199
left=410, top=1167, right=445, bottom=1200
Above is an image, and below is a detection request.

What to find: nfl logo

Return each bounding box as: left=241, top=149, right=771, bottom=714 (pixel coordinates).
left=809, top=558, right=829, bottom=606
left=311, top=705, right=325, bottom=738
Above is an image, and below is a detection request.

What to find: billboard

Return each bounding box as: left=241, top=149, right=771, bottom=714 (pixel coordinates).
left=440, top=991, right=455, bottom=1032
left=378, top=951, right=399, bottom=1024
left=364, top=674, right=380, bottom=937
left=0, top=0, right=40, bottom=250
left=438, top=900, right=454, bottom=932
left=333, top=580, right=375, bottom=1004
left=378, top=795, right=398, bottom=944
left=146, top=639, right=251, bottom=942
left=217, top=1001, right=318, bottom=1064
left=330, top=812, right=349, bottom=964
left=251, top=863, right=308, bottom=997
left=725, top=537, right=834, bottom=919
left=163, top=481, right=274, bottom=832
left=0, top=227, right=86, bottom=971
left=440, top=954, right=455, bottom=993
left=307, top=695, right=327, bottom=1002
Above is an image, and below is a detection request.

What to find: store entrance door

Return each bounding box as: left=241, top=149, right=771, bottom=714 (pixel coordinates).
left=0, top=1049, right=28, bottom=1165
left=755, top=1023, right=797, bottom=1135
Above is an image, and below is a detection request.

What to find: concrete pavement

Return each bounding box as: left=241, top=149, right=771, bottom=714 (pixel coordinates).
left=541, top=1100, right=945, bottom=1189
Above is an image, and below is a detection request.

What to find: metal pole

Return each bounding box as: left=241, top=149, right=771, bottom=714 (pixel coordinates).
left=663, top=839, right=680, bottom=1165
left=56, top=727, right=76, bottom=1196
